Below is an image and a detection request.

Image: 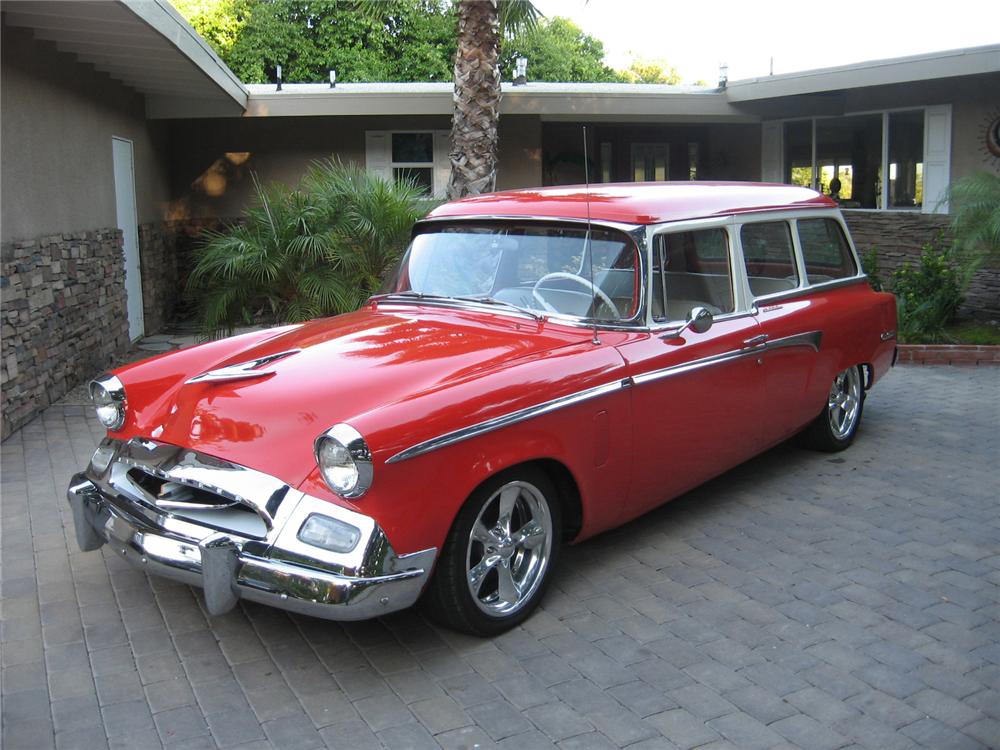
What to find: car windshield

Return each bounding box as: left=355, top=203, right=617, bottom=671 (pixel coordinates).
left=384, top=223, right=639, bottom=321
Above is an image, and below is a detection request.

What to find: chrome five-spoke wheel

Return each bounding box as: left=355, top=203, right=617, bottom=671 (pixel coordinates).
left=802, top=364, right=866, bottom=452
left=828, top=366, right=862, bottom=440
left=423, top=466, right=562, bottom=635
left=466, top=480, right=553, bottom=617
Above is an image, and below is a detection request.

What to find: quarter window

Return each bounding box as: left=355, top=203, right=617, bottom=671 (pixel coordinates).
left=740, top=222, right=799, bottom=297
left=653, top=228, right=734, bottom=321
left=797, top=219, right=857, bottom=283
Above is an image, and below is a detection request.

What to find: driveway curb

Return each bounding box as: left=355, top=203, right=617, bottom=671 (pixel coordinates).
left=896, top=344, right=1000, bottom=365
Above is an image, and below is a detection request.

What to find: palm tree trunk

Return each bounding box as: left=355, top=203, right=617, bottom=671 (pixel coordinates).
left=447, top=0, right=501, bottom=199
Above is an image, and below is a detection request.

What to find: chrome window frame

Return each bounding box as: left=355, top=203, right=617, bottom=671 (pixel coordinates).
left=735, top=208, right=868, bottom=308
left=643, top=207, right=869, bottom=331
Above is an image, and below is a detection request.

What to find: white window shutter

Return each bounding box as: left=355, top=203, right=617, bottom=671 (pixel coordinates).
left=761, top=121, right=783, bottom=183
left=365, top=131, right=391, bottom=182
left=433, top=131, right=451, bottom=198
left=922, top=105, right=951, bottom=214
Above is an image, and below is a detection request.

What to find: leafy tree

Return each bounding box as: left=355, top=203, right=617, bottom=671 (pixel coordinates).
left=500, top=17, right=622, bottom=83
left=188, top=161, right=427, bottom=336
left=620, top=58, right=682, bottom=84
left=174, top=0, right=458, bottom=83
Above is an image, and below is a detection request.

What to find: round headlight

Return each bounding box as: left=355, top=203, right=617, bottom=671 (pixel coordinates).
left=89, top=375, right=126, bottom=430
left=314, top=424, right=373, bottom=498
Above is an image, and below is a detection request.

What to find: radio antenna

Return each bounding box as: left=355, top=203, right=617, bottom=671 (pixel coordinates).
left=582, top=126, right=600, bottom=346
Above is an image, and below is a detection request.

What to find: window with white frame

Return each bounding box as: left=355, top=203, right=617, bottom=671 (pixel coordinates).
left=365, top=130, right=450, bottom=198
left=769, top=105, right=951, bottom=214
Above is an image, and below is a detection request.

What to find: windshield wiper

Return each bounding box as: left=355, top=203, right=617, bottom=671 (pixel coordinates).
left=453, top=295, right=546, bottom=322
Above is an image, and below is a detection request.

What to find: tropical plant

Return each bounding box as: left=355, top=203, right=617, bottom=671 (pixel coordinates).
left=948, top=171, right=1000, bottom=286
left=891, top=235, right=964, bottom=343
left=187, top=161, right=426, bottom=337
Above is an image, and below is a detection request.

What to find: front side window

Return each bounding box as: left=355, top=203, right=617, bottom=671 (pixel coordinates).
left=388, top=224, right=639, bottom=322
left=652, top=228, right=734, bottom=321
left=740, top=222, right=799, bottom=297
left=797, top=218, right=857, bottom=283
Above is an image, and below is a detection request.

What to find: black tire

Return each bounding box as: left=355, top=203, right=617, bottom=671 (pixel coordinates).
left=801, top=365, right=866, bottom=452
left=422, top=465, right=561, bottom=636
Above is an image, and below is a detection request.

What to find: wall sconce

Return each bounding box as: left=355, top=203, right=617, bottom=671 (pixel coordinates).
left=329, top=69, right=337, bottom=88
left=718, top=62, right=728, bottom=89
left=276, top=64, right=283, bottom=91
left=514, top=56, right=528, bottom=86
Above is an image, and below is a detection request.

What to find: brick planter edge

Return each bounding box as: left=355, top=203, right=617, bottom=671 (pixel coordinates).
left=896, top=344, right=1000, bottom=366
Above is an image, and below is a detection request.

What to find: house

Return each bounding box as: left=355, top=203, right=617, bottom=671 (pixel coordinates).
left=2, top=0, right=998, bottom=437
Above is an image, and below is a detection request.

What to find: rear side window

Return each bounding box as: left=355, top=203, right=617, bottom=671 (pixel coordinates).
left=740, top=222, right=799, bottom=297
left=797, top=218, right=858, bottom=283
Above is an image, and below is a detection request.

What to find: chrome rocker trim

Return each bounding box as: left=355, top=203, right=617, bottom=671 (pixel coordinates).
left=67, top=438, right=435, bottom=621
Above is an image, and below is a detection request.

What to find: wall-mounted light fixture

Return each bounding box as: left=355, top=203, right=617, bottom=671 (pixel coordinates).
left=718, top=62, right=728, bottom=89
left=329, top=69, right=337, bottom=88
left=276, top=64, right=283, bottom=91
left=514, top=56, right=528, bottom=86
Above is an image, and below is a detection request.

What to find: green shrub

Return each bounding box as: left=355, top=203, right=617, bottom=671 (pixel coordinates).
left=188, top=161, right=428, bottom=337
left=891, top=235, right=964, bottom=344
left=859, top=247, right=884, bottom=291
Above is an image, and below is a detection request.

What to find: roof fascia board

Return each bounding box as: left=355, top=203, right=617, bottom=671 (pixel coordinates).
left=726, top=45, right=1000, bottom=102
left=243, top=88, right=745, bottom=119
left=120, top=0, right=248, bottom=110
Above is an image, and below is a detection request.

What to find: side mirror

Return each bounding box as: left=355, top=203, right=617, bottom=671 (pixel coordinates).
left=660, top=305, right=714, bottom=339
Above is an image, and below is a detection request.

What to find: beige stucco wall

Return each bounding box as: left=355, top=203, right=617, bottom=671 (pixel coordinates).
left=167, top=114, right=544, bottom=220
left=0, top=23, right=170, bottom=243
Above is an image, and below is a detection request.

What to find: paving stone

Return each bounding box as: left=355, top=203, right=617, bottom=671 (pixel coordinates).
left=646, top=708, right=721, bottom=750
left=205, top=709, right=267, bottom=748
left=770, top=714, right=849, bottom=750
left=261, top=712, right=325, bottom=749
left=353, top=692, right=414, bottom=732
left=410, top=695, right=472, bottom=735
left=707, top=711, right=786, bottom=750
left=466, top=699, right=534, bottom=741
left=151, top=705, right=210, bottom=744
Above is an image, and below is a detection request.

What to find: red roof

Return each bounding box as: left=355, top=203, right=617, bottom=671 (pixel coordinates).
left=425, top=182, right=836, bottom=226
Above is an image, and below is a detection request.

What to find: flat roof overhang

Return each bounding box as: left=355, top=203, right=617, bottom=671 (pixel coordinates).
left=726, top=44, right=1000, bottom=102
left=244, top=82, right=757, bottom=123
left=2, top=0, right=247, bottom=118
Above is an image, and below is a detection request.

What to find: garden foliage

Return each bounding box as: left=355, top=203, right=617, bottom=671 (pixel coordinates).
left=187, top=161, right=427, bottom=337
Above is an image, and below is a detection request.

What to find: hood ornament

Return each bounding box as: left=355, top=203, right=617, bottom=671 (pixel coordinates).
left=186, top=349, right=301, bottom=385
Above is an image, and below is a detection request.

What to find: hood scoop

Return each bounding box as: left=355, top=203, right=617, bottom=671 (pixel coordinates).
left=186, top=349, right=301, bottom=385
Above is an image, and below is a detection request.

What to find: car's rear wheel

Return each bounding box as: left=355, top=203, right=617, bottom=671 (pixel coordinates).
left=423, top=466, right=561, bottom=636
left=801, top=365, right=865, bottom=451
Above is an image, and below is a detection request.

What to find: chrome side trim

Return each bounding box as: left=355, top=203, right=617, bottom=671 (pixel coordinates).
left=880, top=330, right=896, bottom=341
left=386, top=378, right=630, bottom=464
left=388, top=329, right=822, bottom=465
left=767, top=330, right=823, bottom=353
left=186, top=349, right=301, bottom=384
left=631, top=346, right=753, bottom=387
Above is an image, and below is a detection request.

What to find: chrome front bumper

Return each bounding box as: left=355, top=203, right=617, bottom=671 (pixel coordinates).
left=67, top=438, right=435, bottom=621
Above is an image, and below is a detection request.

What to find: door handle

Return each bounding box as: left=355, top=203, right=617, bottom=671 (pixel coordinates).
left=742, top=334, right=769, bottom=349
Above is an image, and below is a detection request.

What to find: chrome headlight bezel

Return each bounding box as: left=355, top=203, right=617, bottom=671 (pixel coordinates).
left=89, top=375, right=127, bottom=431
left=313, top=423, right=373, bottom=498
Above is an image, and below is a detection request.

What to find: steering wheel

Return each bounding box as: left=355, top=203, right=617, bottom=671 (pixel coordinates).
left=532, top=272, right=618, bottom=318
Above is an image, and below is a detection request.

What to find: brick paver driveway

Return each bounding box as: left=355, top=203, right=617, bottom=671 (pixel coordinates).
left=2, top=366, right=998, bottom=750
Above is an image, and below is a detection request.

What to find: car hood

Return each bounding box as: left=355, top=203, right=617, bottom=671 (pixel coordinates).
left=118, top=304, right=585, bottom=488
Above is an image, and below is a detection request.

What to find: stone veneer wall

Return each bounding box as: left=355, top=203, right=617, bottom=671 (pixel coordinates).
left=1, top=228, right=131, bottom=439
left=138, top=222, right=177, bottom=336
left=843, top=211, right=1000, bottom=319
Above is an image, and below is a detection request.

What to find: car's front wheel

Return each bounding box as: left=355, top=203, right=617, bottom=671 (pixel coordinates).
left=423, top=466, right=561, bottom=636
left=801, top=365, right=865, bottom=451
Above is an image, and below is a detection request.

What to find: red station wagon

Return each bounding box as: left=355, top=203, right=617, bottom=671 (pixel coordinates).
left=68, top=183, right=898, bottom=635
